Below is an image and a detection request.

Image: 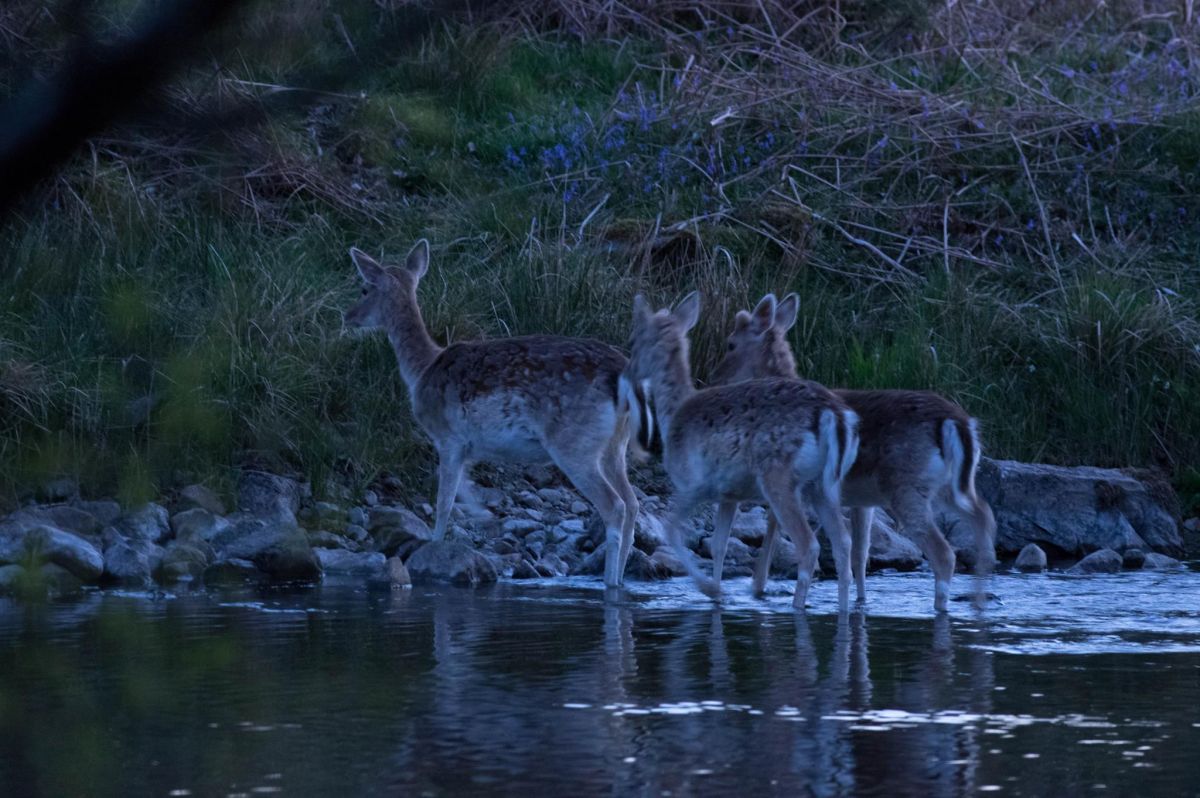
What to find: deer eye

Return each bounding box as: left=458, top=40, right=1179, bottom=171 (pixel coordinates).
left=361, top=287, right=369, bottom=296
left=727, top=342, right=736, bottom=351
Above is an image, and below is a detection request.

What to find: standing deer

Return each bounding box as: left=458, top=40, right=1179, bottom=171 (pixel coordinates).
left=344, top=240, right=639, bottom=587
left=710, top=293, right=996, bottom=612
left=620, top=291, right=860, bottom=611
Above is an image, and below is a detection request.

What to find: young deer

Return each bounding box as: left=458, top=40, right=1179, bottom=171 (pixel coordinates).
left=710, top=293, right=997, bottom=612
left=344, top=240, right=639, bottom=587
left=621, top=291, right=860, bottom=611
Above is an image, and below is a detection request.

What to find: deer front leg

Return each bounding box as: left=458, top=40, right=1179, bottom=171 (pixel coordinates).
left=710, top=501, right=737, bottom=585
left=751, top=512, right=779, bottom=598
left=432, top=446, right=465, bottom=542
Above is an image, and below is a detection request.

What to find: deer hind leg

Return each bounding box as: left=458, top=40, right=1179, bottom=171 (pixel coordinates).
left=891, top=489, right=955, bottom=613
left=665, top=489, right=720, bottom=600
left=811, top=491, right=852, bottom=614
left=432, top=445, right=466, bottom=541
left=751, top=512, right=779, bottom=598
left=553, top=453, right=626, bottom=588
left=938, top=493, right=997, bottom=610
left=600, top=422, right=639, bottom=582
left=710, top=501, right=737, bottom=585
left=758, top=470, right=818, bottom=611
left=849, top=507, right=874, bottom=604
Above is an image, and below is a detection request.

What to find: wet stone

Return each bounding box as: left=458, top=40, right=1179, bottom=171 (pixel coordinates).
left=1122, top=548, right=1146, bottom=570
left=1015, top=543, right=1048, bottom=573
left=1142, top=552, right=1183, bottom=570
left=1067, top=548, right=1123, bottom=575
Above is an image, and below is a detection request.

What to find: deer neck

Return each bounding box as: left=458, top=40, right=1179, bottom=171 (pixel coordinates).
left=385, top=291, right=442, bottom=391
left=646, top=341, right=696, bottom=440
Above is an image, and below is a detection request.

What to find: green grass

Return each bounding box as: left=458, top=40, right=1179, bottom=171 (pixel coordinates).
left=1, top=0, right=1198, bottom=511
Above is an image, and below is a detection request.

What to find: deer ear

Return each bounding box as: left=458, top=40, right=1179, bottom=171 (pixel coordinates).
left=632, top=293, right=652, bottom=323
left=750, top=294, right=777, bottom=334
left=673, top=290, right=701, bottom=332
left=732, top=310, right=753, bottom=332
left=350, top=247, right=385, bottom=285
left=405, top=239, right=430, bottom=279
left=775, top=293, right=800, bottom=332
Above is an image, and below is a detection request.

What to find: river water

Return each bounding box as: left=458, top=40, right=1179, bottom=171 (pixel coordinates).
left=1, top=569, right=1198, bottom=797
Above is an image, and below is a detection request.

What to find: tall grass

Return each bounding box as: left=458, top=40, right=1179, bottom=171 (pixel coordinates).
left=1, top=0, right=1197, bottom=507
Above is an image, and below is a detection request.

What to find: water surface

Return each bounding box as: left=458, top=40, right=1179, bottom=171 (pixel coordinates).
left=1, top=570, right=1198, bottom=797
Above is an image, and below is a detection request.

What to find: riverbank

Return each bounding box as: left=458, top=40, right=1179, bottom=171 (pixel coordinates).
left=0, top=459, right=1192, bottom=601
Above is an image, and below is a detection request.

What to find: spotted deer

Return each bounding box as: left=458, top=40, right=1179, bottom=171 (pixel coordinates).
left=710, top=293, right=997, bottom=612
left=344, top=240, right=639, bottom=587
left=620, top=291, right=860, bottom=611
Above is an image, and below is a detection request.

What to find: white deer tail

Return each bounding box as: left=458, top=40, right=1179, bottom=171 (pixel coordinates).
left=941, top=417, right=982, bottom=512
left=618, top=374, right=653, bottom=462
left=820, top=408, right=859, bottom=503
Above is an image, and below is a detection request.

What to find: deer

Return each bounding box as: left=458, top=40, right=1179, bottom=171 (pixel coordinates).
left=710, top=293, right=997, bottom=612
left=343, top=240, right=639, bottom=588
left=620, top=291, right=860, bottom=612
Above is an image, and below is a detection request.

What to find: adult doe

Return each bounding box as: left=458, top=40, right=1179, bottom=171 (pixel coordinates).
left=344, top=240, right=639, bottom=587
left=621, top=291, right=860, bottom=611
left=711, top=293, right=996, bottom=612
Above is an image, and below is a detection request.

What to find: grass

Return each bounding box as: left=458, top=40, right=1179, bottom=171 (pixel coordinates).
left=1, top=0, right=1198, bottom=511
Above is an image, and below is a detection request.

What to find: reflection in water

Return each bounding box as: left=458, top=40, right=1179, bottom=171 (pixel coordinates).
left=0, top=576, right=1197, bottom=797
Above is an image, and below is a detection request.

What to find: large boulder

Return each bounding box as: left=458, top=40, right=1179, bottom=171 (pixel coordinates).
left=572, top=545, right=670, bottom=581
left=965, top=459, right=1183, bottom=559
left=1067, top=548, right=1123, bottom=574
left=1143, top=552, right=1183, bottom=570
left=21, top=525, right=104, bottom=582
left=6, top=505, right=102, bottom=539
left=112, top=503, right=171, bottom=544
left=367, top=506, right=433, bottom=555
left=236, top=471, right=307, bottom=522
left=155, top=542, right=211, bottom=582
left=103, top=539, right=164, bottom=586
left=171, top=508, right=231, bottom=544
left=211, top=517, right=321, bottom=583
left=176, top=484, right=227, bottom=516
left=405, top=541, right=497, bottom=586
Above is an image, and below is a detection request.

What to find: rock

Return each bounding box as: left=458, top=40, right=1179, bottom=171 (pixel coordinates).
left=237, top=471, right=307, bottom=522
left=72, top=500, right=122, bottom=525
left=501, top=518, right=542, bottom=537
left=113, top=504, right=171, bottom=544
left=21, top=525, right=105, bottom=582
left=364, top=490, right=379, bottom=507
left=308, top=530, right=354, bottom=550
left=730, top=506, right=770, bottom=546
left=557, top=518, right=585, bottom=536
left=536, top=552, right=569, bottom=577
left=573, top=546, right=668, bottom=580
left=367, top=556, right=412, bottom=590
left=1014, top=543, right=1048, bottom=573
left=7, top=505, right=101, bottom=538
left=536, top=487, right=567, bottom=505
left=967, top=459, right=1184, bottom=559
left=344, top=523, right=369, bottom=543
left=511, top=559, right=539, bottom=579
left=1067, top=548, right=1123, bottom=574
left=204, top=558, right=266, bottom=587
left=569, top=500, right=589, bottom=515
left=1122, top=548, right=1146, bottom=570
left=865, top=513, right=924, bottom=572
left=177, top=484, right=226, bottom=515
left=155, top=542, right=210, bottom=582
left=1142, top=552, right=1183, bottom=570
left=39, top=563, right=83, bottom=594
left=315, top=549, right=386, bottom=577
left=103, top=539, right=163, bottom=586
left=649, top=547, right=688, bottom=577
left=348, top=507, right=368, bottom=527
left=515, top=491, right=544, bottom=509
left=698, top=536, right=756, bottom=567
left=171, top=508, right=231, bottom=544
left=634, top=512, right=668, bottom=553
left=367, top=506, right=433, bottom=555
left=405, top=541, right=497, bottom=586
left=211, top=517, right=321, bottom=582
